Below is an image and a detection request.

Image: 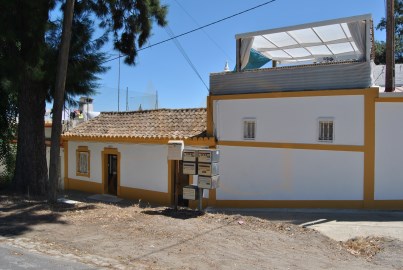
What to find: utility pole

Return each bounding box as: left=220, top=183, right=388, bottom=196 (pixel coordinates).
left=126, top=87, right=128, bottom=111
left=118, top=53, right=121, bottom=111
left=385, top=0, right=395, bottom=92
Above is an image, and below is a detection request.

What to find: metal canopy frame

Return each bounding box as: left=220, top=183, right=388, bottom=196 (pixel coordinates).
left=235, top=14, right=372, bottom=71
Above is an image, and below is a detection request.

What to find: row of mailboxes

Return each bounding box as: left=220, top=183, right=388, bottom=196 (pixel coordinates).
left=182, top=148, right=220, bottom=190
left=183, top=149, right=220, bottom=163
left=183, top=162, right=219, bottom=176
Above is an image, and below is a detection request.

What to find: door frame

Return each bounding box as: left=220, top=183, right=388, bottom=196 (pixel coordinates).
left=101, top=147, right=121, bottom=196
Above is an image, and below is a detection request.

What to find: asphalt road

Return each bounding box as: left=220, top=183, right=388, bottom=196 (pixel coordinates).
left=0, top=243, right=96, bottom=270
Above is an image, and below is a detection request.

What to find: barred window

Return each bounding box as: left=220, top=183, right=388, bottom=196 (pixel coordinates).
left=318, top=118, right=334, bottom=142
left=243, top=119, right=256, bottom=140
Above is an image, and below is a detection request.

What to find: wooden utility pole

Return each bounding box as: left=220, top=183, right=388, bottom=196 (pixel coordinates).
left=385, top=0, right=395, bottom=92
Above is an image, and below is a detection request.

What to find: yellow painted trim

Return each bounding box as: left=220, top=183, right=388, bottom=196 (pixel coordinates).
left=168, top=160, right=174, bottom=205
left=76, top=146, right=90, bottom=178
left=101, top=147, right=121, bottom=196
left=375, top=97, right=403, bottom=102
left=218, top=141, right=364, bottom=152
left=209, top=88, right=378, bottom=101
left=372, top=200, right=403, bottom=209
left=363, top=88, right=378, bottom=207
left=63, top=140, right=69, bottom=189
left=215, top=200, right=364, bottom=209
left=67, top=178, right=102, bottom=194
left=62, top=135, right=216, bottom=146
left=120, top=186, right=171, bottom=206
left=214, top=200, right=403, bottom=209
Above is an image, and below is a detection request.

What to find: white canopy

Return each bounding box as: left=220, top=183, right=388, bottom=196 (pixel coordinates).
left=236, top=14, right=372, bottom=69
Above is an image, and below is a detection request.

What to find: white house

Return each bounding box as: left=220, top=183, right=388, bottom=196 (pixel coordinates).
left=207, top=14, right=403, bottom=209
left=61, top=108, right=214, bottom=206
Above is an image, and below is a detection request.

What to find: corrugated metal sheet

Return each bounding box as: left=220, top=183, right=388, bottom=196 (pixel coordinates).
left=209, top=61, right=372, bottom=95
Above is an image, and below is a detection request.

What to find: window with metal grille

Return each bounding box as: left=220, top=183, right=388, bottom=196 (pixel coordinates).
left=318, top=118, right=334, bottom=142
left=243, top=119, right=256, bottom=140
left=76, top=146, right=90, bottom=177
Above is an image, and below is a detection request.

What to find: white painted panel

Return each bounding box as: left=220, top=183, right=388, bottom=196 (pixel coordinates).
left=214, top=95, right=364, bottom=145
left=68, top=142, right=168, bottom=193
left=216, top=146, right=364, bottom=200
left=375, top=103, right=403, bottom=200
left=120, top=144, right=168, bottom=193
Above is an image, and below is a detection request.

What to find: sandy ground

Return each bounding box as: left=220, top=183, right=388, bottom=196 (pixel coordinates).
left=1, top=192, right=403, bottom=270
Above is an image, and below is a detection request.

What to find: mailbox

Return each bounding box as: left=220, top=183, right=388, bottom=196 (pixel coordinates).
left=198, top=175, right=220, bottom=189
left=198, top=149, right=220, bottom=163
left=183, top=149, right=198, bottom=162
left=183, top=162, right=197, bottom=175
left=167, top=140, right=184, bottom=160
left=183, top=185, right=199, bottom=200
left=198, top=163, right=219, bottom=176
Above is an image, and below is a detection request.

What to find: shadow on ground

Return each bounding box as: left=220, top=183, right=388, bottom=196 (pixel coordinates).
left=142, top=208, right=205, bottom=220
left=0, top=193, right=96, bottom=237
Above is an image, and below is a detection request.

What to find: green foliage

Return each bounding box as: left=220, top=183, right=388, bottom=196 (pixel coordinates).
left=45, top=7, right=109, bottom=105
left=0, top=143, right=16, bottom=189
left=375, top=0, right=403, bottom=64
left=80, top=0, right=168, bottom=65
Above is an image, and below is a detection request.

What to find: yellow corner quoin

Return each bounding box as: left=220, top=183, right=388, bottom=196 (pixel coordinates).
left=363, top=88, right=378, bottom=207
left=63, top=140, right=69, bottom=189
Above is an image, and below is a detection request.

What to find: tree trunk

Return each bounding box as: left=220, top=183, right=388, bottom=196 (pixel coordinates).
left=14, top=75, right=48, bottom=196
left=48, top=0, right=75, bottom=203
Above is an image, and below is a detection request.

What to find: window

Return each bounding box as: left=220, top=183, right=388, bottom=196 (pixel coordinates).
left=318, top=118, right=334, bottom=142
left=76, top=146, right=90, bottom=177
left=243, top=119, right=256, bottom=140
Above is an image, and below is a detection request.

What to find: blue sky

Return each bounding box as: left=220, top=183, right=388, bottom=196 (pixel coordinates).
left=71, top=0, right=386, bottom=112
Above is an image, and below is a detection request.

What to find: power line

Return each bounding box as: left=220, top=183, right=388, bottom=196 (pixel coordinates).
left=165, top=26, right=209, bottom=91
left=173, top=0, right=234, bottom=62
left=102, top=0, right=276, bottom=64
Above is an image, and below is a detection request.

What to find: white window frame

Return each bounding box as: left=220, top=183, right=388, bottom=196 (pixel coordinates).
left=243, top=118, right=256, bottom=140
left=317, top=117, right=334, bottom=143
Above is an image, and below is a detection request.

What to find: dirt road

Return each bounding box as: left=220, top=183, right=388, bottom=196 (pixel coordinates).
left=0, top=192, right=402, bottom=269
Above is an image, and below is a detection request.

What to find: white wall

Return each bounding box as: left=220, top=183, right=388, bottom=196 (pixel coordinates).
left=214, top=95, right=364, bottom=145
left=68, top=141, right=168, bottom=193
left=120, top=144, right=168, bottom=193
left=375, top=102, right=403, bottom=200
left=216, top=145, right=364, bottom=200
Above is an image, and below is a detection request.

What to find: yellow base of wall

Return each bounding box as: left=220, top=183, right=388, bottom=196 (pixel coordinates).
left=214, top=200, right=403, bottom=210
left=119, top=186, right=171, bottom=206
left=66, top=178, right=103, bottom=194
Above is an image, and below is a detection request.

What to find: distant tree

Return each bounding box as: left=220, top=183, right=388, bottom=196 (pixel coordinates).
left=375, top=0, right=403, bottom=64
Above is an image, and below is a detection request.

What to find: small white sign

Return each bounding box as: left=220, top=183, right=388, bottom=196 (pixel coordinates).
left=167, top=140, right=184, bottom=160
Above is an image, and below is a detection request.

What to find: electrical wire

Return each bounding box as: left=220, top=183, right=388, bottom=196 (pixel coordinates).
left=173, top=0, right=234, bottom=62
left=102, top=0, right=277, bottom=64
left=165, top=26, right=209, bottom=91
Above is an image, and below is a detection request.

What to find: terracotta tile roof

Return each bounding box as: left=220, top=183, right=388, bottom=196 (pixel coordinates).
left=64, top=108, right=207, bottom=140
